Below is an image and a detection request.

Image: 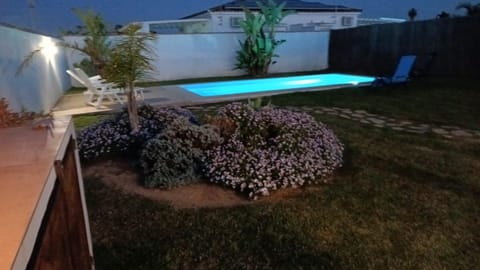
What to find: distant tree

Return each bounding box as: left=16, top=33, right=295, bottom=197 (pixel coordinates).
left=408, top=8, right=418, bottom=21
left=456, top=2, right=480, bottom=16
left=436, top=11, right=451, bottom=18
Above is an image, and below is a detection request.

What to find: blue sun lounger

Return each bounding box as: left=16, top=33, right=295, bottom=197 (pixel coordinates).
left=372, top=55, right=416, bottom=86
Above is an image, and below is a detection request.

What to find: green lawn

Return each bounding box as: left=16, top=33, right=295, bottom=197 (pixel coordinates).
left=80, top=77, right=480, bottom=269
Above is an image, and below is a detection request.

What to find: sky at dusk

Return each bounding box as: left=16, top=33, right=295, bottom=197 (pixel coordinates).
left=1, top=0, right=466, bottom=36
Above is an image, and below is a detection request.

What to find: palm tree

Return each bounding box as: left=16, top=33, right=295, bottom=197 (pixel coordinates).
left=235, top=0, right=292, bottom=77
left=456, top=2, right=480, bottom=16
left=104, top=24, right=156, bottom=132
left=71, top=9, right=111, bottom=76
left=408, top=8, right=418, bottom=21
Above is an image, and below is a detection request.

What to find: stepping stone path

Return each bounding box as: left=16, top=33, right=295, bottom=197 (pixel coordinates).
left=184, top=105, right=480, bottom=140
left=311, top=106, right=480, bottom=140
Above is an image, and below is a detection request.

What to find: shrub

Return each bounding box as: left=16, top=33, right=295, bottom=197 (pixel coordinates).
left=77, top=105, right=198, bottom=160
left=140, top=118, right=222, bottom=188
left=77, top=118, right=133, bottom=160
left=204, top=103, right=344, bottom=199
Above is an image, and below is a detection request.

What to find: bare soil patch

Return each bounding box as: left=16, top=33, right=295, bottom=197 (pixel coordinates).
left=82, top=159, right=309, bottom=209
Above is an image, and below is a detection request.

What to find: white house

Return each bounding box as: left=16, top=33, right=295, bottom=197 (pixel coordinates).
left=127, top=0, right=362, bottom=34
left=357, top=17, right=406, bottom=26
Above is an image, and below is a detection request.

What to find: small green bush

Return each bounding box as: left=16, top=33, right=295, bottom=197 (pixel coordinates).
left=140, top=118, right=222, bottom=188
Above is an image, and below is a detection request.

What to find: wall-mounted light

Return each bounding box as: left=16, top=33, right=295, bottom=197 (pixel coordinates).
left=39, top=37, right=58, bottom=61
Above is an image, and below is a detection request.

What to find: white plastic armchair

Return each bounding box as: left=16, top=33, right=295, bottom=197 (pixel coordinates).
left=66, top=69, right=124, bottom=108
left=74, top=68, right=145, bottom=101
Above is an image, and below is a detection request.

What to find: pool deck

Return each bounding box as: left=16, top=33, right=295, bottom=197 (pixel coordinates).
left=51, top=82, right=368, bottom=116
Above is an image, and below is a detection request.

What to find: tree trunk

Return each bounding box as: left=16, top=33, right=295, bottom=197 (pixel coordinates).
left=127, top=81, right=139, bottom=133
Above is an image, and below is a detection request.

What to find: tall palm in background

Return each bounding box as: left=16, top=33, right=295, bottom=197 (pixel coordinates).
left=408, top=8, right=418, bottom=21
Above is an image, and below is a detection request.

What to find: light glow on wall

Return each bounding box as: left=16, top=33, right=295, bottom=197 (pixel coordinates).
left=39, top=37, right=58, bottom=61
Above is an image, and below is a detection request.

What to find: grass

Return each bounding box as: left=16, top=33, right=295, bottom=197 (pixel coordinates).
left=272, top=77, right=480, bottom=130
left=80, top=77, right=480, bottom=269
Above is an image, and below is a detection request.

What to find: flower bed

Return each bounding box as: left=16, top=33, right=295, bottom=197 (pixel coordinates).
left=204, top=103, right=344, bottom=199
left=78, top=103, right=344, bottom=199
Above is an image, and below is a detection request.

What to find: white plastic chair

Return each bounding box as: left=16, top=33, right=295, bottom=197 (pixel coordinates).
left=66, top=69, right=124, bottom=108
left=74, top=68, right=145, bottom=101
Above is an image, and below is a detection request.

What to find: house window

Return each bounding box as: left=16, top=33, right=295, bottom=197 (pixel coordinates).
left=341, top=16, right=354, bottom=26
left=230, top=17, right=243, bottom=27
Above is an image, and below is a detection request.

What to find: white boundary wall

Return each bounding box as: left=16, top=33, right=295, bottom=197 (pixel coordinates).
left=64, top=31, right=329, bottom=81
left=0, top=24, right=70, bottom=113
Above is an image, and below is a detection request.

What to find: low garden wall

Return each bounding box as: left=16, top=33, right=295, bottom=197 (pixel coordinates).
left=64, top=31, right=329, bottom=82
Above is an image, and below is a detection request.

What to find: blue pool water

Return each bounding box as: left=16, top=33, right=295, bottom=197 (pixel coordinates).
left=182, top=73, right=375, bottom=97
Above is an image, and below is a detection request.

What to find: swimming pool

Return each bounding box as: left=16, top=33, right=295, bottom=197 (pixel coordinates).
left=182, top=73, right=375, bottom=97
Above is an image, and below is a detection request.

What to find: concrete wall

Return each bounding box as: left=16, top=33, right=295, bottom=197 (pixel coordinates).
left=64, top=31, right=329, bottom=81
left=0, top=24, right=70, bottom=113
left=329, top=16, right=480, bottom=77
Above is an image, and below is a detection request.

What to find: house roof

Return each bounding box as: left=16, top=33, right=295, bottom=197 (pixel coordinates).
left=182, top=0, right=361, bottom=19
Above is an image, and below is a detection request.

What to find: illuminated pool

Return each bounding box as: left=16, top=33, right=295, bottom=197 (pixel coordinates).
left=182, top=73, right=375, bottom=97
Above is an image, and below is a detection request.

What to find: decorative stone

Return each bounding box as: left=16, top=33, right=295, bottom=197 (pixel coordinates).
left=339, top=108, right=352, bottom=113
left=314, top=110, right=324, bottom=114
left=373, top=124, right=385, bottom=128
left=409, top=125, right=429, bottom=131
left=451, top=130, right=473, bottom=137
left=368, top=118, right=385, bottom=124
left=398, top=121, right=413, bottom=126
left=351, top=113, right=365, bottom=118
left=406, top=129, right=427, bottom=134
left=440, top=125, right=460, bottom=130
left=339, top=114, right=352, bottom=119
left=360, top=120, right=370, bottom=124
left=432, top=128, right=449, bottom=135
left=354, top=110, right=367, bottom=114
left=321, top=108, right=335, bottom=112
left=392, top=127, right=404, bottom=131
